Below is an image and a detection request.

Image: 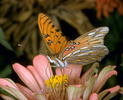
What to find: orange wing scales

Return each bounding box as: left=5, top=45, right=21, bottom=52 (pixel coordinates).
left=38, top=13, right=69, bottom=55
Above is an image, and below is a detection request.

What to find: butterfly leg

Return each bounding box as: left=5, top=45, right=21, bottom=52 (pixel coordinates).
left=59, top=67, right=65, bottom=75
left=51, top=65, right=57, bottom=67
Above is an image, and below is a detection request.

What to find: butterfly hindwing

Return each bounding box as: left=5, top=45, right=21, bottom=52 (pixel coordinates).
left=38, top=13, right=69, bottom=55
left=59, top=27, right=109, bottom=65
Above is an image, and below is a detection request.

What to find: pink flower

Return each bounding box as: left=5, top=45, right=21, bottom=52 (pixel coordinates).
left=0, top=55, right=123, bottom=100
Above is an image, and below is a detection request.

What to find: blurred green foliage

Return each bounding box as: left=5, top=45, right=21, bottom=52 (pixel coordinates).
left=0, top=27, right=15, bottom=78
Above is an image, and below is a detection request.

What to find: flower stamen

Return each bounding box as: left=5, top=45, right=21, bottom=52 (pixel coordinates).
left=44, top=74, right=69, bottom=100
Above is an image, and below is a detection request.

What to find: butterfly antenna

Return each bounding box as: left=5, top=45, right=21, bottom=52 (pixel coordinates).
left=18, top=44, right=46, bottom=55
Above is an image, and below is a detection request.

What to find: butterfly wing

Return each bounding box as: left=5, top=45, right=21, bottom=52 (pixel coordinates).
left=59, top=27, right=109, bottom=65
left=38, top=13, right=70, bottom=55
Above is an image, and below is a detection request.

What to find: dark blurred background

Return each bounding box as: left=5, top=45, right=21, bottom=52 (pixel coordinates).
left=0, top=0, right=123, bottom=99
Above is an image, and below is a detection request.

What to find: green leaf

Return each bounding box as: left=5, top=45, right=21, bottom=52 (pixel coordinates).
left=0, top=27, right=14, bottom=51
left=0, top=27, right=5, bottom=39
left=0, top=64, right=12, bottom=77
left=0, top=39, right=14, bottom=51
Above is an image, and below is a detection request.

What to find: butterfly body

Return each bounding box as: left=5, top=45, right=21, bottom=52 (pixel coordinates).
left=38, top=13, right=109, bottom=68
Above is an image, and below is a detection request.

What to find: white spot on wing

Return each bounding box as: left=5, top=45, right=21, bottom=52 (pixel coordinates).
left=62, top=53, right=72, bottom=60
left=100, top=27, right=109, bottom=32
left=94, top=34, right=103, bottom=38
left=93, top=45, right=104, bottom=48
left=77, top=53, right=89, bottom=56
left=88, top=32, right=95, bottom=36
left=103, top=27, right=109, bottom=30
left=81, top=46, right=88, bottom=50
left=73, top=50, right=81, bottom=54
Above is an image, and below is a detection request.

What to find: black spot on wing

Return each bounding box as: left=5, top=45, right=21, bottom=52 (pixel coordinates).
left=44, top=34, right=47, bottom=38
left=58, top=41, right=61, bottom=44
left=48, top=40, right=52, bottom=43
left=47, top=42, right=51, bottom=45
left=52, top=25, right=55, bottom=28
left=56, top=29, right=59, bottom=32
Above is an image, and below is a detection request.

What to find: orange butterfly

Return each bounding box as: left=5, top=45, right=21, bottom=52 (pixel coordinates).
left=38, top=13, right=109, bottom=67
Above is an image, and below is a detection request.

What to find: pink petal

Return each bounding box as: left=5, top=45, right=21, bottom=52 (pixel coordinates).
left=16, top=83, right=37, bottom=100
left=81, top=62, right=99, bottom=85
left=89, top=93, right=98, bottom=100
left=119, top=87, right=123, bottom=94
left=0, top=78, right=18, bottom=90
left=0, top=94, right=14, bottom=100
left=98, top=85, right=120, bottom=100
left=7, top=86, right=28, bottom=100
left=104, top=85, right=120, bottom=93
left=27, top=65, right=45, bottom=90
left=35, top=93, right=46, bottom=100
left=67, top=85, right=84, bottom=100
left=83, top=77, right=96, bottom=100
left=112, top=66, right=116, bottom=69
left=75, top=85, right=82, bottom=88
left=0, top=79, right=22, bottom=98
left=13, top=63, right=41, bottom=93
left=75, top=98, right=82, bottom=100
left=93, top=70, right=117, bottom=93
left=80, top=68, right=92, bottom=85
left=56, top=64, right=82, bottom=85
left=33, top=55, right=53, bottom=81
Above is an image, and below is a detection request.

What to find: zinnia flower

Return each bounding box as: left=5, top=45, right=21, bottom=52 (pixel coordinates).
left=96, top=0, right=123, bottom=19
left=0, top=55, right=123, bottom=100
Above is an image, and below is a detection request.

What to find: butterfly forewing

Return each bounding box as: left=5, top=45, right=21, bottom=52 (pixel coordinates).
left=59, top=27, right=109, bottom=65
left=38, top=13, right=69, bottom=55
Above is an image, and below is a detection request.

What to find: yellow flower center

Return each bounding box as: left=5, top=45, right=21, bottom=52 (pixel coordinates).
left=44, top=74, right=69, bottom=100
left=44, top=74, right=69, bottom=88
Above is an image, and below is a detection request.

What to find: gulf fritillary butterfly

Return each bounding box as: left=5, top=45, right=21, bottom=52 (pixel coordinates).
left=38, top=13, right=109, bottom=68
